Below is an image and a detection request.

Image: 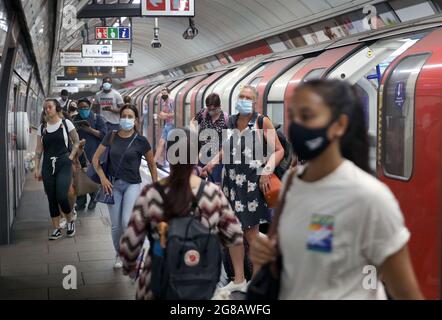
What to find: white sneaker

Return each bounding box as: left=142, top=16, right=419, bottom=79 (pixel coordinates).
left=114, top=256, right=123, bottom=269
left=221, top=280, right=248, bottom=293
left=59, top=218, right=67, bottom=229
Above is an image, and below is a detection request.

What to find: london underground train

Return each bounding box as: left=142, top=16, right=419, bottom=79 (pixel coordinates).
left=121, top=17, right=442, bottom=299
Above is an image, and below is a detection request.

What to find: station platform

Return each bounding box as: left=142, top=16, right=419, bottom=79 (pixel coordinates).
left=0, top=171, right=136, bottom=300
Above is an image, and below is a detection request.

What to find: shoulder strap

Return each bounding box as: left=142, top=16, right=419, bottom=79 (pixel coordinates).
left=62, top=119, right=72, bottom=151
left=113, top=133, right=138, bottom=177
left=268, top=170, right=295, bottom=237
left=228, top=114, right=237, bottom=129
left=257, top=115, right=265, bottom=130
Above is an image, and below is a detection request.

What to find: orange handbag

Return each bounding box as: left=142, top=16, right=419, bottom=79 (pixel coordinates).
left=263, top=173, right=282, bottom=209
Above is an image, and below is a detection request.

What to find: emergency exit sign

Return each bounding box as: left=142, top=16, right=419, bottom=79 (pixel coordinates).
left=95, top=27, right=131, bottom=40
left=141, top=0, right=194, bottom=17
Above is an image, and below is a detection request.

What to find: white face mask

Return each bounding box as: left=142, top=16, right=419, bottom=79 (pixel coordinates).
left=103, top=83, right=112, bottom=91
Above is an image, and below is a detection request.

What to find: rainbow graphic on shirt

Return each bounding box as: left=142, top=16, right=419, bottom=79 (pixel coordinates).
left=306, top=214, right=335, bottom=253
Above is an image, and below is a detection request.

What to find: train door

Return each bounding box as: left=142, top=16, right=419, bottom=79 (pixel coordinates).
left=378, top=28, right=442, bottom=299
left=327, top=35, right=428, bottom=171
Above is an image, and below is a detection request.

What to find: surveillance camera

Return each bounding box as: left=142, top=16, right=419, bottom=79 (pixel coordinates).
left=151, top=37, right=162, bottom=48
left=128, top=58, right=135, bottom=65
left=183, top=27, right=198, bottom=40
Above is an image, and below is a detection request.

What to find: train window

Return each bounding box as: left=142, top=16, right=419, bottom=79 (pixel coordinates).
left=382, top=53, right=431, bottom=180
left=266, top=102, right=284, bottom=128
left=249, top=77, right=262, bottom=88
left=302, top=68, right=326, bottom=82
left=196, top=84, right=208, bottom=112
left=184, top=102, right=191, bottom=128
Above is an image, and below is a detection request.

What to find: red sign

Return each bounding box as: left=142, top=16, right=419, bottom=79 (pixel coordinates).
left=96, top=27, right=108, bottom=40
left=147, top=0, right=166, bottom=11
left=141, top=0, right=194, bottom=16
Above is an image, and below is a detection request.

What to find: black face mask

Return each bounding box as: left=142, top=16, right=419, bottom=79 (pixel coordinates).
left=162, top=94, right=168, bottom=100
left=289, top=121, right=333, bottom=161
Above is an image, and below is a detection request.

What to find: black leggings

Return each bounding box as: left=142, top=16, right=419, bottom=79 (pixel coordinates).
left=42, top=154, right=72, bottom=218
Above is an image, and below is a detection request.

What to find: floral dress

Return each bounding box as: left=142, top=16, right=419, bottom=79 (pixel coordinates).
left=222, top=112, right=270, bottom=230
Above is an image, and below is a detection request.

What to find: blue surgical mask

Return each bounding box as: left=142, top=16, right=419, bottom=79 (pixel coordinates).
left=236, top=99, right=253, bottom=115
left=103, top=83, right=112, bottom=91
left=78, top=109, right=90, bottom=119
left=120, top=118, right=135, bottom=131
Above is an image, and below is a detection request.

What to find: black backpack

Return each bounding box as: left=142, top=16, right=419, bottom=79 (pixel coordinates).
left=227, top=113, right=293, bottom=180
left=150, top=180, right=222, bottom=300
left=257, top=116, right=293, bottom=180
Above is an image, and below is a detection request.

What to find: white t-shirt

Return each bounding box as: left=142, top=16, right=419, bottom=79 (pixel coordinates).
left=95, top=89, right=123, bottom=124
left=37, top=119, right=75, bottom=149
left=277, top=160, right=410, bottom=300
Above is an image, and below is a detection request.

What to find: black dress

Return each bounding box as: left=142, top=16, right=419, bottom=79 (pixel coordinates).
left=222, top=112, right=270, bottom=230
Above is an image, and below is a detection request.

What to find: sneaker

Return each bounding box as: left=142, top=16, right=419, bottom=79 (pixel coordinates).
left=66, top=221, right=76, bottom=237
left=87, top=200, right=97, bottom=211
left=59, top=218, right=67, bottom=229
left=114, top=256, right=123, bottom=269
left=75, top=204, right=86, bottom=211
left=220, top=280, right=248, bottom=293
left=71, top=209, right=77, bottom=221
left=49, top=228, right=62, bottom=240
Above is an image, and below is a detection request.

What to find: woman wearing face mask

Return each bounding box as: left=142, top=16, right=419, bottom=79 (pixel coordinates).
left=93, top=104, right=158, bottom=268
left=190, top=93, right=228, bottom=184
left=203, top=85, right=284, bottom=294
left=250, top=79, right=423, bottom=300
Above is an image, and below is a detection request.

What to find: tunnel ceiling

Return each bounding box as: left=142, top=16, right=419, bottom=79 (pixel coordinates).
left=53, top=0, right=381, bottom=89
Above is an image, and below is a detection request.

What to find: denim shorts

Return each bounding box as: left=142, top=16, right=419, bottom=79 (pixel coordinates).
left=161, top=123, right=174, bottom=140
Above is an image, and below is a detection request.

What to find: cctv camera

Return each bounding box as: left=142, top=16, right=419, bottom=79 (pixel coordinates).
left=128, top=58, right=135, bottom=65
left=151, top=37, right=162, bottom=48
left=183, top=27, right=198, bottom=40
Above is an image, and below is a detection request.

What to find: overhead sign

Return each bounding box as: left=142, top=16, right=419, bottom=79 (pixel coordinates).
left=82, top=44, right=113, bottom=58
left=52, top=87, right=80, bottom=93
left=64, top=66, right=126, bottom=79
left=141, top=0, right=195, bottom=17
left=95, top=27, right=131, bottom=40
left=55, top=78, right=98, bottom=85
left=60, top=52, right=128, bottom=67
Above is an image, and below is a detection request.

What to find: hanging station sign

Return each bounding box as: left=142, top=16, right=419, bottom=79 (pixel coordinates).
left=60, top=52, right=128, bottom=67
left=141, top=0, right=195, bottom=17
left=95, top=27, right=131, bottom=40
left=64, top=66, right=126, bottom=79
left=82, top=44, right=113, bottom=58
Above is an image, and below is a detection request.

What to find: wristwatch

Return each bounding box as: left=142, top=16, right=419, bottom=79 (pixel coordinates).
left=263, top=165, right=273, bottom=174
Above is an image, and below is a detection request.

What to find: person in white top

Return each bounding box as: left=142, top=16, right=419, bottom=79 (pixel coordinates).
left=34, top=99, right=81, bottom=240
left=94, top=77, right=124, bottom=132
left=250, top=79, right=423, bottom=300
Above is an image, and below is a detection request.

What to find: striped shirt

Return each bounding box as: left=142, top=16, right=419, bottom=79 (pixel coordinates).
left=119, top=180, right=243, bottom=300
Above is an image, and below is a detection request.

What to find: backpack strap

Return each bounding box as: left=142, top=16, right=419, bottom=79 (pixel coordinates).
left=61, top=119, right=72, bottom=152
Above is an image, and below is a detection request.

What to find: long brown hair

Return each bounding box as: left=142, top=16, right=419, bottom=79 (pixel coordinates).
left=163, top=128, right=197, bottom=220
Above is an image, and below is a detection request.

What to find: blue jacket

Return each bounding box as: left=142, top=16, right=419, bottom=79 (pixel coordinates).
left=73, top=113, right=107, bottom=162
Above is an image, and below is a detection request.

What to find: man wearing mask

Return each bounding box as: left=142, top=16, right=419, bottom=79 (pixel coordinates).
left=154, top=87, right=175, bottom=166
left=94, top=77, right=124, bottom=132
left=59, top=89, right=72, bottom=112
left=73, top=98, right=107, bottom=211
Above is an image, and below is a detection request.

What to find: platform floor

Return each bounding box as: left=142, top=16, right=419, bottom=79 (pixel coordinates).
left=0, top=172, right=136, bottom=300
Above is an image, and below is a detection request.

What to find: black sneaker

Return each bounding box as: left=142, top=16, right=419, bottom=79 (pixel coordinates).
left=88, top=200, right=97, bottom=210
left=67, top=221, right=76, bottom=237
left=49, top=228, right=62, bottom=240
left=75, top=204, right=86, bottom=211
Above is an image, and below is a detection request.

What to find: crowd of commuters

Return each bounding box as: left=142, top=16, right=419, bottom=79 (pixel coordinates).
left=34, top=78, right=423, bottom=300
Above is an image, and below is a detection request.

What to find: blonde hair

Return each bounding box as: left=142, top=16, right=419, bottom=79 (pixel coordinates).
left=239, top=85, right=258, bottom=102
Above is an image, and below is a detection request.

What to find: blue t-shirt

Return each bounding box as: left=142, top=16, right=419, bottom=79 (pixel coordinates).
left=102, top=131, right=151, bottom=184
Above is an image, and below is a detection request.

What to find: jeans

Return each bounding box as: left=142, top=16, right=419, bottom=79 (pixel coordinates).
left=107, top=179, right=141, bottom=253
left=161, top=123, right=174, bottom=140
